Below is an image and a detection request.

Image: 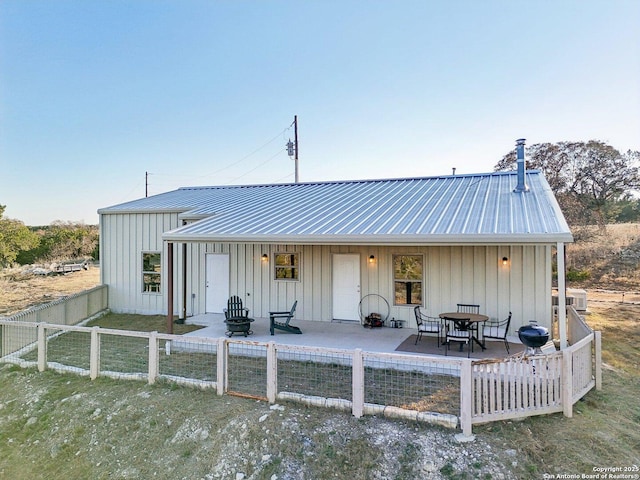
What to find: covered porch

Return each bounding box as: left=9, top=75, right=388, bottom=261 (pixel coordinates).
left=183, top=313, right=527, bottom=359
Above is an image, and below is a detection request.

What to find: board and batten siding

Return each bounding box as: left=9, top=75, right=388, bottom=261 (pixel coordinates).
left=100, top=212, right=182, bottom=315
left=183, top=243, right=551, bottom=334
left=100, top=210, right=552, bottom=333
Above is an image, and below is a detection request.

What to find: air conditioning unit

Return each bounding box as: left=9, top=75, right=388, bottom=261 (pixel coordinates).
left=567, top=288, right=587, bottom=311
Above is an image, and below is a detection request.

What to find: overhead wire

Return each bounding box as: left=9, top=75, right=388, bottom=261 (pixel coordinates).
left=226, top=148, right=287, bottom=184
left=145, top=123, right=294, bottom=191
left=200, top=126, right=291, bottom=179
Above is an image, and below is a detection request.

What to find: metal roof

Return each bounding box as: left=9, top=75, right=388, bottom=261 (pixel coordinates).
left=99, top=171, right=573, bottom=245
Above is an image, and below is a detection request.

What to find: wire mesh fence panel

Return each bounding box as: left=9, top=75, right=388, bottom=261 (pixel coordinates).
left=227, top=342, right=267, bottom=399
left=99, top=332, right=149, bottom=379
left=43, top=327, right=91, bottom=372
left=363, top=355, right=461, bottom=416
left=277, top=348, right=353, bottom=401
left=158, top=337, right=217, bottom=383
left=0, top=321, right=38, bottom=364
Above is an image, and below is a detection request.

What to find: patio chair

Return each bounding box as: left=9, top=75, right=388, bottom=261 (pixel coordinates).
left=270, top=300, right=301, bottom=335
left=413, top=306, right=442, bottom=346
left=223, top=296, right=254, bottom=337
left=443, top=316, right=473, bottom=357
left=457, top=303, right=481, bottom=340
left=224, top=295, right=250, bottom=321
left=481, top=311, right=512, bottom=354
left=457, top=303, right=480, bottom=314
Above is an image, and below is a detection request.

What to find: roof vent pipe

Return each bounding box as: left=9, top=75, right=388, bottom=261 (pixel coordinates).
left=513, top=138, right=529, bottom=193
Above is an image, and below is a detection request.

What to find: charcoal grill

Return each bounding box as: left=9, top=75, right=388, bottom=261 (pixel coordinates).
left=518, top=321, right=550, bottom=355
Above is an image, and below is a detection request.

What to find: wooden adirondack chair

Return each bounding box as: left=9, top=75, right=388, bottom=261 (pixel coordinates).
left=224, top=296, right=254, bottom=337
left=269, top=301, right=301, bottom=335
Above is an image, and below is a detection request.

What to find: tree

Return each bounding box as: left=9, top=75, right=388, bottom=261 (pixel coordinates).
left=18, top=221, right=99, bottom=263
left=0, top=205, right=40, bottom=268
left=494, top=141, right=640, bottom=228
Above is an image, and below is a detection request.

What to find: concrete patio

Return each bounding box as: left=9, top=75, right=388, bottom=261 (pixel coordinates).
left=182, top=314, right=526, bottom=360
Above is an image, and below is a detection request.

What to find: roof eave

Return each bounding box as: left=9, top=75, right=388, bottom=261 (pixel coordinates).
left=161, top=232, right=574, bottom=245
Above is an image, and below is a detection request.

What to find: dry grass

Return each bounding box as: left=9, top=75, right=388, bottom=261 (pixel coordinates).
left=0, top=265, right=100, bottom=316
left=567, top=223, right=640, bottom=289
left=478, top=295, right=640, bottom=477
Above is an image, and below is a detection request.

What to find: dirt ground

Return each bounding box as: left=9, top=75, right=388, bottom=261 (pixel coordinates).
left=0, top=265, right=100, bottom=316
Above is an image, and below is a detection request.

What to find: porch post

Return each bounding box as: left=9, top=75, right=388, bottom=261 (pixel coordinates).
left=167, top=241, right=174, bottom=334
left=557, top=242, right=567, bottom=349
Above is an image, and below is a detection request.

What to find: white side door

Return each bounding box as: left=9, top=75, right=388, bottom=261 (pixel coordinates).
left=332, top=254, right=361, bottom=321
left=205, top=253, right=229, bottom=313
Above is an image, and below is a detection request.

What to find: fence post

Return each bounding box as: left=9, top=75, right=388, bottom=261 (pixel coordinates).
left=352, top=349, right=364, bottom=418
left=562, top=348, right=573, bottom=417
left=90, top=326, right=100, bottom=380
left=216, top=337, right=226, bottom=396
left=457, top=360, right=475, bottom=441
left=148, top=332, right=158, bottom=385
left=594, top=330, right=602, bottom=391
left=266, top=342, right=277, bottom=403
left=37, top=323, right=46, bottom=372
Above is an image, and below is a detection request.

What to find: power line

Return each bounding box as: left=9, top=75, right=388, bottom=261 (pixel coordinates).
left=144, top=121, right=295, bottom=193
left=226, top=149, right=287, bottom=184
left=200, top=126, right=291, bottom=179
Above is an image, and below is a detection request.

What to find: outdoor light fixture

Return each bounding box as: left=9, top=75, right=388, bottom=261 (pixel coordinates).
left=262, top=254, right=268, bottom=262
left=502, top=257, right=509, bottom=266
left=369, top=255, right=375, bottom=264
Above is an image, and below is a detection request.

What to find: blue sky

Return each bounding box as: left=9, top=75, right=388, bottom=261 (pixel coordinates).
left=1, top=0, right=638, bottom=226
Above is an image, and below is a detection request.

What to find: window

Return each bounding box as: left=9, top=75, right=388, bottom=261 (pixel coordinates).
left=274, top=253, right=299, bottom=280
left=142, top=252, right=161, bottom=293
left=393, top=254, right=423, bottom=305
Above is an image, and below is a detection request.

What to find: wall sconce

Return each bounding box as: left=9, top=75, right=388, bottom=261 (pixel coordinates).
left=369, top=255, right=375, bottom=264
left=502, top=256, right=509, bottom=266
left=262, top=254, right=269, bottom=262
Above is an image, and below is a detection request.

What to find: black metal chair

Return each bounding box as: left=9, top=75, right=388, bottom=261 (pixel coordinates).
left=481, top=312, right=512, bottom=354
left=443, top=316, right=473, bottom=357
left=457, top=303, right=480, bottom=314
left=457, top=303, right=481, bottom=342
left=269, top=300, right=301, bottom=335
left=413, top=306, right=442, bottom=346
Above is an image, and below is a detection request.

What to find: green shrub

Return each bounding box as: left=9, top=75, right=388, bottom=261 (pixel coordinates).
left=566, top=268, right=591, bottom=282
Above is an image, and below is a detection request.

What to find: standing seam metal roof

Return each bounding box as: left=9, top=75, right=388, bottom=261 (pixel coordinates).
left=99, top=171, right=573, bottom=244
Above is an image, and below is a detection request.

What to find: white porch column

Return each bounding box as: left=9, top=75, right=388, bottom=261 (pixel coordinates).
left=557, top=242, right=568, bottom=349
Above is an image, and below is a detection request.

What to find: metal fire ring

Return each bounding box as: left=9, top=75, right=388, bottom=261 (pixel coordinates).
left=358, top=294, right=390, bottom=324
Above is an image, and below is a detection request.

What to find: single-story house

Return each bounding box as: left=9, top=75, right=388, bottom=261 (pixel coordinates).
left=98, top=142, right=574, bottom=347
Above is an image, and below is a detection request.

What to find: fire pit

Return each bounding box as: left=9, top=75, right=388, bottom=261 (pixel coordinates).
left=518, top=321, right=550, bottom=354
left=225, top=318, right=254, bottom=337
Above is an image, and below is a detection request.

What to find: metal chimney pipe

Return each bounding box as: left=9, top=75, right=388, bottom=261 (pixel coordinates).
left=513, top=138, right=529, bottom=193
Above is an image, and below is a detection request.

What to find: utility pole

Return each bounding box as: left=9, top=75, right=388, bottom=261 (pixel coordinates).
left=294, top=115, right=299, bottom=183
left=287, top=115, right=299, bottom=183
left=145, top=171, right=149, bottom=197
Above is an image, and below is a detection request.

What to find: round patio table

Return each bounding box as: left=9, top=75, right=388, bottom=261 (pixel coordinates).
left=439, top=312, right=489, bottom=350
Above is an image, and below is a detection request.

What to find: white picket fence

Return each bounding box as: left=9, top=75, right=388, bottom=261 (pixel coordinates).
left=0, top=302, right=601, bottom=437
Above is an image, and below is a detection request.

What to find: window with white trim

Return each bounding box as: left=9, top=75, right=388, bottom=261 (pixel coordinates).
left=393, top=254, right=423, bottom=305
left=142, top=252, right=161, bottom=293
left=274, top=253, right=299, bottom=280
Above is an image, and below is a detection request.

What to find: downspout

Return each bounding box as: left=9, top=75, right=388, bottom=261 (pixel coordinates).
left=180, top=242, right=187, bottom=322
left=167, top=242, right=174, bottom=334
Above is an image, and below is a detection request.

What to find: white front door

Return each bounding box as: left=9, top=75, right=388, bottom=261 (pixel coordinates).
left=205, top=253, right=229, bottom=313
left=332, top=254, right=361, bottom=321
